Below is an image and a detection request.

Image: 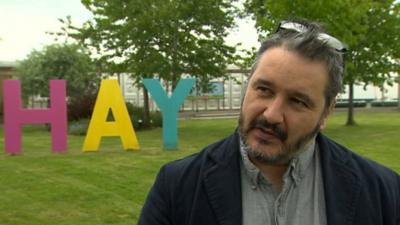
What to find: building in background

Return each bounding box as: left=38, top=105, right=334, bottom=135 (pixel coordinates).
left=117, top=66, right=248, bottom=111
left=117, top=65, right=399, bottom=111
left=1, top=62, right=398, bottom=111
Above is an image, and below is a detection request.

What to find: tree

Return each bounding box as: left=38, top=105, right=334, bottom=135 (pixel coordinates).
left=244, top=0, right=400, bottom=125
left=17, top=43, right=100, bottom=120
left=61, top=0, right=240, bottom=125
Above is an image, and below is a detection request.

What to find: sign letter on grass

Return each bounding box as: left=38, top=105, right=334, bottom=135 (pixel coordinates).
left=143, top=79, right=195, bottom=150
left=3, top=80, right=67, bottom=154
left=83, top=80, right=140, bottom=152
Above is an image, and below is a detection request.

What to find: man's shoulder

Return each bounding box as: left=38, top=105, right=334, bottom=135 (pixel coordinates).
left=139, top=132, right=241, bottom=225
left=161, top=132, right=239, bottom=180
left=319, top=134, right=399, bottom=185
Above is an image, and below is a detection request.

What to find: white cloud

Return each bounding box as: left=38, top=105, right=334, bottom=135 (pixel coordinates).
left=0, top=10, right=57, bottom=61
left=0, top=0, right=92, bottom=62
left=226, top=18, right=259, bottom=50
left=0, top=0, right=259, bottom=62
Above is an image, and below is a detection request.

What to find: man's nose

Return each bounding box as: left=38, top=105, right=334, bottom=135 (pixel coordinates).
left=262, top=97, right=284, bottom=125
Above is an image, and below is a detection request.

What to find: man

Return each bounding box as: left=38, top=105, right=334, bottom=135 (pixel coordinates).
left=138, top=19, right=400, bottom=225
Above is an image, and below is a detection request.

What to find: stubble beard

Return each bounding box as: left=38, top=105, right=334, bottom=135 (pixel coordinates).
left=238, top=111, right=322, bottom=166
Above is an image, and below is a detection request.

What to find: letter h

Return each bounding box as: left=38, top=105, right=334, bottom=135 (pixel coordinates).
left=3, top=80, right=67, bottom=154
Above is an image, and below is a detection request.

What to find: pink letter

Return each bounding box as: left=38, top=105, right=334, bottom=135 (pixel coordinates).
left=3, top=80, right=67, bottom=154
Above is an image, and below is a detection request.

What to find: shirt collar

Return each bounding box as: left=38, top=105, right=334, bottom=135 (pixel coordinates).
left=239, top=136, right=316, bottom=187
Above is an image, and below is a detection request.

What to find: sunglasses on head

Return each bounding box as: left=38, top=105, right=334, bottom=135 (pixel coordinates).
left=276, top=21, right=348, bottom=53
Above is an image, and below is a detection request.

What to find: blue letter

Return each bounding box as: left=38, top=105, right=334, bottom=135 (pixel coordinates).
left=143, top=79, right=195, bottom=150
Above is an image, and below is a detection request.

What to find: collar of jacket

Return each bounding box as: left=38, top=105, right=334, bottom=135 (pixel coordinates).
left=317, top=133, right=362, bottom=225
left=203, top=131, right=243, bottom=225
left=201, top=130, right=361, bottom=225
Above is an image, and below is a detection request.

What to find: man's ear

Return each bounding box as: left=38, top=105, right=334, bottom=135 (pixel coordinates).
left=319, top=100, right=336, bottom=130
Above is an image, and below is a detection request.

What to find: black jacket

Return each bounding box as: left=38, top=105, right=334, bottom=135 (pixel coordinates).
left=138, top=132, right=400, bottom=225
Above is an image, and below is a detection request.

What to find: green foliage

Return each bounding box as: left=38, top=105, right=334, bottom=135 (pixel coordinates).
left=58, top=0, right=242, bottom=126
left=370, top=100, right=398, bottom=107
left=335, top=101, right=367, bottom=108
left=68, top=93, right=97, bottom=121
left=68, top=119, right=90, bottom=135
left=125, top=102, right=162, bottom=130
left=17, top=43, right=99, bottom=99
left=63, top=0, right=240, bottom=88
left=17, top=43, right=100, bottom=120
left=244, top=0, right=400, bottom=84
left=243, top=0, right=400, bottom=124
left=67, top=103, right=162, bottom=136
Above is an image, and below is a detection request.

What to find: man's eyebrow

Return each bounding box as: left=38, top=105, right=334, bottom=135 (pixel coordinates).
left=251, top=79, right=274, bottom=88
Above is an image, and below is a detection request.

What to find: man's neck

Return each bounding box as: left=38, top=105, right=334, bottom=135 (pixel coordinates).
left=251, top=160, right=288, bottom=192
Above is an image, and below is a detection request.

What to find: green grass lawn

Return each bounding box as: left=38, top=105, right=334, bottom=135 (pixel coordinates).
left=0, top=111, right=399, bottom=225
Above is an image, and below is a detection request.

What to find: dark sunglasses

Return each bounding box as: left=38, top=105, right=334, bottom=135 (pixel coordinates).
left=276, top=21, right=348, bottom=53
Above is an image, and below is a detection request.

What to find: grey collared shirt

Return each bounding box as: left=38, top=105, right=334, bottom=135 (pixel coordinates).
left=240, top=138, right=327, bottom=225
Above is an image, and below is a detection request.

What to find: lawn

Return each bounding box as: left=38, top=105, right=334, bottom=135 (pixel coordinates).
left=0, top=111, right=399, bottom=225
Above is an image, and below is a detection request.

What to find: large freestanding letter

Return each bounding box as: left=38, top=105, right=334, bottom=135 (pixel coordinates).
left=3, top=80, right=67, bottom=154
left=143, top=79, right=195, bottom=150
left=83, top=80, right=140, bottom=151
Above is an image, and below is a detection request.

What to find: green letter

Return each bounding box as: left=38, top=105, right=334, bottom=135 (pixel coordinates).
left=143, top=79, right=195, bottom=150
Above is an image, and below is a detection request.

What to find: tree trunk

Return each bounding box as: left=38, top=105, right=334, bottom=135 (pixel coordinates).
left=142, top=87, right=150, bottom=127
left=346, top=81, right=356, bottom=126
left=117, top=73, right=121, bottom=84
left=171, top=72, right=178, bottom=91
left=165, top=80, right=170, bottom=94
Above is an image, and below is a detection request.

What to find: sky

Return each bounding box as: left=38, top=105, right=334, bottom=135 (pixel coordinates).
left=0, top=1, right=396, bottom=99
left=0, top=0, right=259, bottom=62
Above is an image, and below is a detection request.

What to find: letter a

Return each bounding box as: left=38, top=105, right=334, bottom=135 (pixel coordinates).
left=83, top=80, right=140, bottom=151
left=3, top=80, right=67, bottom=154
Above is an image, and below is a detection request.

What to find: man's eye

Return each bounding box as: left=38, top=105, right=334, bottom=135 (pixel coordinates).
left=256, top=86, right=271, bottom=93
left=257, top=86, right=267, bottom=91
left=292, top=98, right=308, bottom=108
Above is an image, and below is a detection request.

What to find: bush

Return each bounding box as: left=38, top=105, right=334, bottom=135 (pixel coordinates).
left=150, top=111, right=163, bottom=128
left=126, top=102, right=162, bottom=130
left=68, top=119, right=90, bottom=136
left=371, top=101, right=398, bottom=107
left=335, top=101, right=367, bottom=108
left=68, top=102, right=162, bottom=135
left=68, top=93, right=97, bottom=121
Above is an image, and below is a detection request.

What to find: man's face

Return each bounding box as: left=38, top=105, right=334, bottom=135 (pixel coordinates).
left=239, top=47, right=332, bottom=165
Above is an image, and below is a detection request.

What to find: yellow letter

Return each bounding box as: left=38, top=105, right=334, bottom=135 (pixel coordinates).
left=83, top=80, right=140, bottom=151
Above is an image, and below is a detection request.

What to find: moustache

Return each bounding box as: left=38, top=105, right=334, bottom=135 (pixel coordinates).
left=248, top=117, right=288, bottom=141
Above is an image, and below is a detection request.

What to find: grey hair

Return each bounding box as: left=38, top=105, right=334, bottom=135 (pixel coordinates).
left=249, top=19, right=345, bottom=107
